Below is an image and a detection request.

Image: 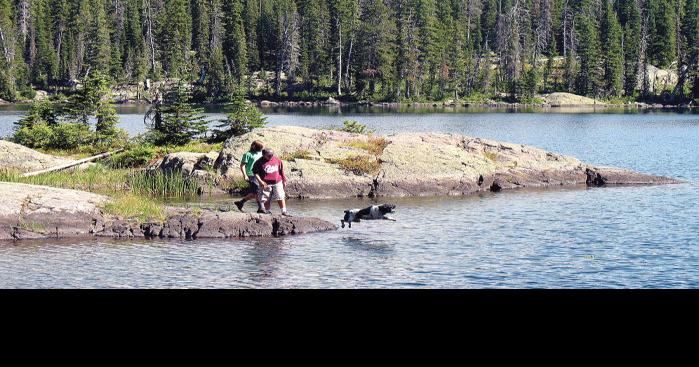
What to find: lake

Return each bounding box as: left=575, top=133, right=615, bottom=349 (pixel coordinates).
left=1, top=106, right=698, bottom=288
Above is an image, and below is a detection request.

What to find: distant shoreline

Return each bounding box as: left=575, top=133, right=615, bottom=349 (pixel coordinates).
left=1, top=99, right=696, bottom=112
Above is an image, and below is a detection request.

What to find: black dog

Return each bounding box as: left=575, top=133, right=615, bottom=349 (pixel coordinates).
left=341, top=204, right=397, bottom=228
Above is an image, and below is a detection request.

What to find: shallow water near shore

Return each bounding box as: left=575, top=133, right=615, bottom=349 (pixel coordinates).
left=1, top=108, right=699, bottom=288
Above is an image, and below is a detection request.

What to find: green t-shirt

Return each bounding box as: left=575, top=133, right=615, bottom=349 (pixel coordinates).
left=241, top=151, right=262, bottom=177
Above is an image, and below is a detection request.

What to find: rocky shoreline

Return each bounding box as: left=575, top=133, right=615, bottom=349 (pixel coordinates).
left=0, top=182, right=337, bottom=241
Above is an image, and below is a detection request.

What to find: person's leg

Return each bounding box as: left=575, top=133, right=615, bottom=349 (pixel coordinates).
left=235, top=180, right=258, bottom=211
left=259, top=183, right=272, bottom=213
left=252, top=180, right=264, bottom=211
left=275, top=183, right=291, bottom=216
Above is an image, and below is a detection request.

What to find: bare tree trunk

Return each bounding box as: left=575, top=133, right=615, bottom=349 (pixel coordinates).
left=674, top=0, right=685, bottom=97
left=345, top=34, right=353, bottom=92
left=19, top=0, right=30, bottom=45
left=23, top=150, right=125, bottom=178
left=563, top=0, right=568, bottom=58
left=0, top=26, right=11, bottom=64
left=336, top=17, right=342, bottom=96
left=144, top=0, right=157, bottom=73
left=639, top=5, right=650, bottom=96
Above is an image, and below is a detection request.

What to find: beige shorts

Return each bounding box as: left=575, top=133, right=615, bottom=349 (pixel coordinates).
left=260, top=182, right=285, bottom=202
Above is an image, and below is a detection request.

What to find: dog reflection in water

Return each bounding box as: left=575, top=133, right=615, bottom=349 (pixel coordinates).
left=341, top=204, right=397, bottom=228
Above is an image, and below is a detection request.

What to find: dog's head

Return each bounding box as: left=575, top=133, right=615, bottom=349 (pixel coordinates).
left=377, top=204, right=396, bottom=215
left=342, top=210, right=354, bottom=228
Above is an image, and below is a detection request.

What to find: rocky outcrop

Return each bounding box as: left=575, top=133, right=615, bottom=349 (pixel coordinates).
left=0, top=182, right=336, bottom=241
left=544, top=93, right=603, bottom=107
left=0, top=140, right=76, bottom=173
left=210, top=126, right=678, bottom=199
left=0, top=182, right=108, bottom=240
left=638, top=64, right=679, bottom=93
left=152, top=151, right=219, bottom=179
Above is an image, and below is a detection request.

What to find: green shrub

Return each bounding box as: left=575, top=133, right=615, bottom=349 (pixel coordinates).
left=336, top=120, right=374, bottom=134
left=17, top=86, right=36, bottom=100
left=107, top=145, right=158, bottom=168
left=50, top=123, right=93, bottom=150
left=0, top=71, right=16, bottom=102
left=12, top=122, right=54, bottom=148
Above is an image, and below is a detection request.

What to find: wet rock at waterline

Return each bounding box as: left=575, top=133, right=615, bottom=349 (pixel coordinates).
left=0, top=183, right=337, bottom=241
left=96, top=211, right=337, bottom=240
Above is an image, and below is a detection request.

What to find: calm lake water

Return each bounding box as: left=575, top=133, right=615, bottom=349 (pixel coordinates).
left=1, top=106, right=698, bottom=288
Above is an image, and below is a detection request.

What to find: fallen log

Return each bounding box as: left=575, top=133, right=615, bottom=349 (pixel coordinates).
left=22, top=149, right=124, bottom=177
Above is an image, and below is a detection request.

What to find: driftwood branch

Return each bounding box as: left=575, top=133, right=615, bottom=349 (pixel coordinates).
left=22, top=149, right=124, bottom=178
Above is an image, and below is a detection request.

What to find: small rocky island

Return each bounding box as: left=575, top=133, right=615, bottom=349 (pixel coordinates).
left=0, top=126, right=679, bottom=241
left=208, top=126, right=677, bottom=198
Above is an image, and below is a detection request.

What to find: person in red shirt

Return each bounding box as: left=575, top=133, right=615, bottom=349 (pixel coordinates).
left=252, top=148, right=292, bottom=216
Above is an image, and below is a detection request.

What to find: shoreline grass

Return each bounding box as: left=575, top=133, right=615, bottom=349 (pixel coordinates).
left=103, top=194, right=167, bottom=222
left=341, top=137, right=390, bottom=156
left=326, top=155, right=381, bottom=175
left=280, top=148, right=313, bottom=161
left=0, top=164, right=205, bottom=198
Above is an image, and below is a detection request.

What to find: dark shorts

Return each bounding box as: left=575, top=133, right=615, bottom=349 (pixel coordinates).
left=244, top=178, right=262, bottom=196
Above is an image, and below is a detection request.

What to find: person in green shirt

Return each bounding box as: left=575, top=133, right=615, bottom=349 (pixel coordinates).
left=234, top=140, right=265, bottom=212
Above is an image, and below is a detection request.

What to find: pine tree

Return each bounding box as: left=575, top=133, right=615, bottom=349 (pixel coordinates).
left=575, top=1, right=603, bottom=97
left=648, top=0, right=677, bottom=68
left=0, top=0, right=17, bottom=100
left=159, top=0, right=192, bottom=78
left=273, top=0, right=300, bottom=97
left=123, top=0, right=147, bottom=82
left=543, top=33, right=558, bottom=92
left=191, top=0, right=212, bottom=72
left=85, top=0, right=112, bottom=74
left=205, top=46, right=233, bottom=101
left=416, top=0, right=439, bottom=98
left=145, top=82, right=207, bottom=146
left=621, top=0, right=642, bottom=96
left=356, top=0, right=397, bottom=99
left=601, top=0, right=624, bottom=97
left=213, top=88, right=267, bottom=142
left=680, top=0, right=699, bottom=99
left=298, top=0, right=331, bottom=87
left=223, top=0, right=248, bottom=84
left=31, top=0, right=59, bottom=88
left=65, top=71, right=116, bottom=128
left=244, top=0, right=260, bottom=73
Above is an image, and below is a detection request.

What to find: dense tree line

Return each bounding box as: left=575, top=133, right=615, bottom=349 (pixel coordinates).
left=0, top=0, right=697, bottom=103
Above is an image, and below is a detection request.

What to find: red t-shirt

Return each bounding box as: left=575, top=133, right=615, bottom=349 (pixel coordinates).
left=252, top=156, right=286, bottom=184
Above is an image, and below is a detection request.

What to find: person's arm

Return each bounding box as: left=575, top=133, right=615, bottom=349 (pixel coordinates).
left=280, top=160, right=287, bottom=186
left=255, top=173, right=267, bottom=189
left=240, top=155, right=248, bottom=180
left=253, top=161, right=268, bottom=189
